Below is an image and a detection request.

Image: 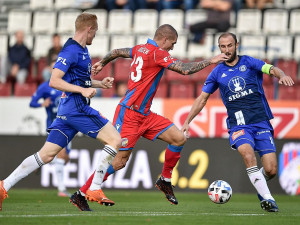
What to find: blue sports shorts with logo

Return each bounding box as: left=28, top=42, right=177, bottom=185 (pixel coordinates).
left=46, top=109, right=109, bottom=148
left=229, top=120, right=276, bottom=157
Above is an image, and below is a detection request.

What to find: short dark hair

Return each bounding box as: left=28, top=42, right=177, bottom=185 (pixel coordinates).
left=154, top=24, right=178, bottom=40
left=218, top=32, right=238, bottom=44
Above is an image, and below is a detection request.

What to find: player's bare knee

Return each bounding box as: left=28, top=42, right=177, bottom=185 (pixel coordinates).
left=173, top=133, right=186, bottom=146
left=265, top=166, right=277, bottom=178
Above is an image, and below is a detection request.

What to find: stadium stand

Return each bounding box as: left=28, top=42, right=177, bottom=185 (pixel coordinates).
left=236, top=9, right=262, bottom=34
left=30, top=0, right=53, bottom=9
left=263, top=9, right=289, bottom=35
left=240, top=35, right=266, bottom=59
left=185, top=9, right=207, bottom=28
left=14, top=82, right=37, bottom=96
left=110, top=34, right=135, bottom=49
left=57, top=9, right=81, bottom=34
left=7, top=9, right=32, bottom=34
left=88, top=34, right=110, bottom=58
left=0, top=83, right=12, bottom=96
left=0, top=3, right=299, bottom=99
left=170, top=82, right=194, bottom=99
left=32, top=10, right=57, bottom=34
left=289, top=9, right=300, bottom=34
left=276, top=59, right=298, bottom=81
left=108, top=9, right=132, bottom=34
left=91, top=57, right=113, bottom=81
left=133, top=9, right=158, bottom=35
left=114, top=58, right=131, bottom=82
left=266, top=35, right=293, bottom=61
left=159, top=9, right=184, bottom=34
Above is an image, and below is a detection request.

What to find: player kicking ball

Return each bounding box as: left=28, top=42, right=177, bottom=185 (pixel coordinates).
left=181, top=32, right=294, bottom=212
left=69, top=24, right=229, bottom=211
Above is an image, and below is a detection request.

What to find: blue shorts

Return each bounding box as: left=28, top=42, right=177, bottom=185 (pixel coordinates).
left=46, top=108, right=109, bottom=149
left=229, top=121, right=276, bottom=157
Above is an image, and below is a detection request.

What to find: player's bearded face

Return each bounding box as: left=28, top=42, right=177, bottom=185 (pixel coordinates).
left=226, top=46, right=237, bottom=63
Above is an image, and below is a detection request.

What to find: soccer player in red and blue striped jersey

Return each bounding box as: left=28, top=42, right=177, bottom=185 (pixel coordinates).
left=72, top=24, right=228, bottom=208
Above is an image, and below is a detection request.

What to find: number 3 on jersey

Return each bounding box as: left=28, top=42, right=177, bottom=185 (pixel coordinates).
left=131, top=56, right=143, bottom=82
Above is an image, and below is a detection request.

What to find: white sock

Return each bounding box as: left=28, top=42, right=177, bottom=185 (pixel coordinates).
left=260, top=167, right=272, bottom=181
left=3, top=152, right=45, bottom=191
left=247, top=166, right=274, bottom=201
left=90, top=145, right=117, bottom=191
left=55, top=158, right=66, bottom=192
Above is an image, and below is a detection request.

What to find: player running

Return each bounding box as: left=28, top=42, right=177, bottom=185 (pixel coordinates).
left=69, top=24, right=229, bottom=211
left=30, top=61, right=71, bottom=197
left=0, top=13, right=121, bottom=212
left=181, top=32, right=294, bottom=212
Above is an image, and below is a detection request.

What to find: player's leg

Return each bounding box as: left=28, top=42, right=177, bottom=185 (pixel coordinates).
left=55, top=147, right=71, bottom=197
left=85, top=122, right=121, bottom=206
left=236, top=142, right=278, bottom=212
left=260, top=152, right=277, bottom=181
left=0, top=141, right=63, bottom=211
left=143, top=112, right=186, bottom=205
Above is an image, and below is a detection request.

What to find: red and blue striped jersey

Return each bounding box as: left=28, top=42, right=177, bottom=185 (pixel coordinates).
left=119, top=39, right=177, bottom=115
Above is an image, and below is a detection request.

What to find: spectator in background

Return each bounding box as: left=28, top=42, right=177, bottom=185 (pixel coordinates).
left=42, top=33, right=62, bottom=82
left=8, top=30, right=31, bottom=84
left=189, top=0, right=234, bottom=44
left=245, top=0, right=273, bottom=10
left=162, top=0, right=199, bottom=11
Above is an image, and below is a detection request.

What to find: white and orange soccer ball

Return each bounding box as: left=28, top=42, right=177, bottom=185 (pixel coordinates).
left=208, top=180, right=232, bottom=204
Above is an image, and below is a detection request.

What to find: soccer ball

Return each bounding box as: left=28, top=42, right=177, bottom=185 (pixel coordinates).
left=208, top=180, right=232, bottom=204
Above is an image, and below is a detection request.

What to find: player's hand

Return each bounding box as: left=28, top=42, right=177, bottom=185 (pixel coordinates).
left=279, top=76, right=294, bottom=86
left=210, top=53, right=229, bottom=64
left=81, top=87, right=97, bottom=99
left=91, top=61, right=104, bottom=76
left=101, top=77, right=114, bottom=89
left=181, top=123, right=190, bottom=138
left=42, top=97, right=52, bottom=107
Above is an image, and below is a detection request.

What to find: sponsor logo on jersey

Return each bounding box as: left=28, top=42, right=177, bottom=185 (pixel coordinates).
left=83, top=55, right=86, bottom=60
left=257, top=130, right=270, bottom=135
left=232, top=129, right=245, bottom=141
left=116, top=124, right=121, bottom=130
left=56, top=115, right=67, bottom=120
left=61, top=92, right=67, bottom=98
left=57, top=57, right=67, bottom=65
left=228, top=76, right=254, bottom=101
left=221, top=73, right=227, bottom=78
left=239, top=65, right=247, bottom=72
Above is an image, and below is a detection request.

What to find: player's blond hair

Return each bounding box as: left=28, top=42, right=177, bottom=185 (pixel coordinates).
left=154, top=24, right=178, bottom=40
left=75, top=13, right=97, bottom=31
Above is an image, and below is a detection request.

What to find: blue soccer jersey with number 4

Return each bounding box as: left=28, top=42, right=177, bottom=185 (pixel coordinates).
left=203, top=55, right=274, bottom=130
left=53, top=38, right=92, bottom=116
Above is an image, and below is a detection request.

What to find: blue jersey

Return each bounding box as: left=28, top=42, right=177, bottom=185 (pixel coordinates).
left=30, top=81, right=62, bottom=128
left=54, top=38, right=92, bottom=116
left=203, top=55, right=273, bottom=130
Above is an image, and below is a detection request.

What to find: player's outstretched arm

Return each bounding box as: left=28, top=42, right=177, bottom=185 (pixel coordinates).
left=270, top=67, right=294, bottom=86
left=92, top=48, right=131, bottom=76
left=91, top=77, right=114, bottom=89
left=181, top=92, right=210, bottom=137
left=168, top=53, right=228, bottom=75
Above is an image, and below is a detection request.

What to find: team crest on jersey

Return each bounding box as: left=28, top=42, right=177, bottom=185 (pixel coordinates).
left=232, top=130, right=245, bottom=141
left=229, top=76, right=246, bottom=93
left=239, top=65, right=247, bottom=72
left=138, top=47, right=149, bottom=54
left=121, top=138, right=128, bottom=147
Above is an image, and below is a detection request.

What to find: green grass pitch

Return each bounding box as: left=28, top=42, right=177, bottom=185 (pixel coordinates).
left=0, top=189, right=299, bottom=225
